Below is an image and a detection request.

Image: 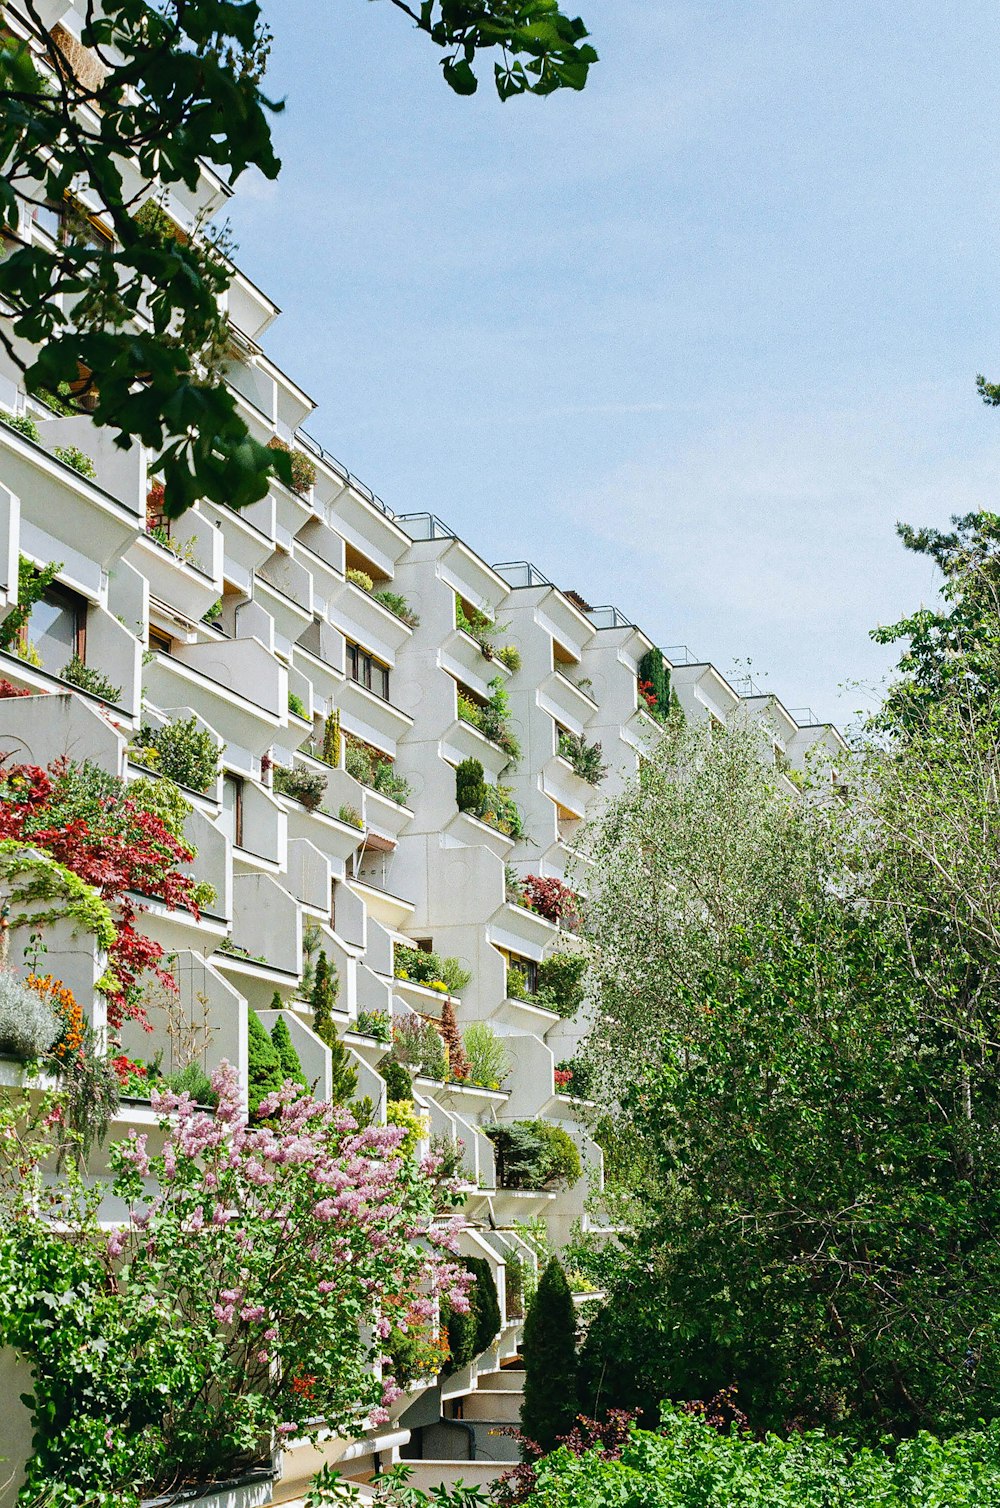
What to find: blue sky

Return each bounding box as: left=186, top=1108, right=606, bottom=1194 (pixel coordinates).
left=232, top=0, right=1000, bottom=725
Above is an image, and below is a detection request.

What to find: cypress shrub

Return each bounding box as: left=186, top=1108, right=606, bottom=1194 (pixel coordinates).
left=247, top=1008, right=284, bottom=1116
left=310, top=951, right=339, bottom=1047
left=521, top=1256, right=579, bottom=1454
left=445, top=1256, right=502, bottom=1373
left=270, top=1013, right=308, bottom=1091
left=455, top=757, right=487, bottom=814
left=379, top=1055, right=413, bottom=1103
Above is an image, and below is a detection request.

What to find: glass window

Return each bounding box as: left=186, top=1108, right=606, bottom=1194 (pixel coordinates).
left=346, top=640, right=390, bottom=702
left=26, top=585, right=82, bottom=673
left=221, top=774, right=244, bottom=849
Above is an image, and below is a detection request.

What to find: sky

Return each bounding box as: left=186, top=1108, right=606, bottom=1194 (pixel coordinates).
left=230, top=0, right=1000, bottom=727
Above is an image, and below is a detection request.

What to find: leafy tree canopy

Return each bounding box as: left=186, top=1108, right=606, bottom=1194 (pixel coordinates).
left=0, top=0, right=595, bottom=518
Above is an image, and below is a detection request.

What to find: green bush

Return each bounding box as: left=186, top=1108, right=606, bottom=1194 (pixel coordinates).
left=557, top=729, right=607, bottom=784
left=53, top=444, right=96, bottom=479
left=371, top=589, right=419, bottom=628
left=273, top=764, right=326, bottom=810
left=379, top=1055, right=413, bottom=1102
left=288, top=690, right=308, bottom=719
left=521, top=1256, right=578, bottom=1454
left=456, top=756, right=487, bottom=814
left=161, top=1062, right=218, bottom=1108
left=487, top=1121, right=581, bottom=1190
left=60, top=656, right=122, bottom=703
left=346, top=567, right=374, bottom=592
left=497, top=643, right=521, bottom=672
left=0, top=409, right=40, bottom=442
left=394, top=944, right=471, bottom=996
left=247, top=1008, right=284, bottom=1116
left=131, top=717, right=222, bottom=793
left=522, top=1413, right=1000, bottom=1508
left=463, top=1021, right=510, bottom=1090
left=270, top=1012, right=308, bottom=1091
left=534, top=952, right=587, bottom=1018
left=445, top=1256, right=501, bottom=1374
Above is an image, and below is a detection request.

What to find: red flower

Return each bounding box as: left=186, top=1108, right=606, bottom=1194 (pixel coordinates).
left=522, top=874, right=579, bottom=927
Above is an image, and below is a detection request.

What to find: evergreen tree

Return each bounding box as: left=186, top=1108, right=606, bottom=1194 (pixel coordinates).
left=455, top=757, right=487, bottom=814
left=328, top=1032, right=359, bottom=1106
left=247, top=1008, right=284, bottom=1116
left=270, top=1013, right=308, bottom=1091
left=439, top=997, right=471, bottom=1081
left=520, top=1257, right=578, bottom=1454
left=310, top=950, right=339, bottom=1047
left=379, top=1055, right=413, bottom=1103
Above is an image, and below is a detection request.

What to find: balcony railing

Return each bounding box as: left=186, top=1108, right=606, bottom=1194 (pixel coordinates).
left=395, top=511, right=456, bottom=542
left=492, top=560, right=552, bottom=589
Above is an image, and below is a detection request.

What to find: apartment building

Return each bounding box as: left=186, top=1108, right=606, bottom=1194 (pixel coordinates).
left=0, top=1, right=847, bottom=1493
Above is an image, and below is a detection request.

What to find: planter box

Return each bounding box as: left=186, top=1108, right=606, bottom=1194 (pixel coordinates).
left=141, top=1468, right=274, bottom=1508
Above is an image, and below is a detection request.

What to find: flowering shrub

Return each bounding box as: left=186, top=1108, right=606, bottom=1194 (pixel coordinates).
left=554, top=1067, right=573, bottom=1090
left=0, top=1066, right=469, bottom=1504
left=0, top=758, right=206, bottom=1026
left=0, top=678, right=32, bottom=697
left=523, top=874, right=579, bottom=927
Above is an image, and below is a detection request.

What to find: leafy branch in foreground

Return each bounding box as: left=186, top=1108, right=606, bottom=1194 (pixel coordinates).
left=0, top=0, right=595, bottom=518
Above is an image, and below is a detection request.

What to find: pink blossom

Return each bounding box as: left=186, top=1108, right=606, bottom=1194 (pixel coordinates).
left=257, top=1350, right=270, bottom=1364
left=276, top=1422, right=297, bottom=1436
left=317, top=1280, right=336, bottom=1295
left=241, top=1304, right=266, bottom=1322
left=106, top=1229, right=127, bottom=1258
left=367, top=1407, right=390, bottom=1428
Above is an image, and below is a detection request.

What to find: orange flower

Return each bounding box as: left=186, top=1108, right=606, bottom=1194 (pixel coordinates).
left=27, top=974, right=85, bottom=1060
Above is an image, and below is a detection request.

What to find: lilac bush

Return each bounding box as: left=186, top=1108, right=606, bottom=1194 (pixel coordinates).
left=0, top=1064, right=470, bottom=1502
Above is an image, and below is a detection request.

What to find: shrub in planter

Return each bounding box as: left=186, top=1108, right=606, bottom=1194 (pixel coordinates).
left=380, top=1055, right=414, bottom=1103
left=487, top=1120, right=581, bottom=1190
left=288, top=689, right=308, bottom=719
left=346, top=567, right=374, bottom=592
left=131, top=716, right=222, bottom=793
left=445, top=1255, right=501, bottom=1374
left=496, top=644, right=521, bottom=672
left=455, top=756, right=487, bottom=815
left=464, top=1022, right=510, bottom=1090
left=355, top=1008, right=392, bottom=1043
left=534, top=952, right=587, bottom=1018
left=479, top=782, right=524, bottom=838
left=438, top=997, right=470, bottom=1081
left=53, top=443, right=96, bottom=479
left=0, top=970, right=59, bottom=1059
left=523, top=874, right=579, bottom=927
left=0, top=759, right=207, bottom=1030
left=60, top=655, right=123, bottom=702
left=273, top=763, right=326, bottom=810
left=371, top=589, right=419, bottom=628
left=389, top=1015, right=448, bottom=1083
left=557, top=729, right=608, bottom=785
left=386, top=1098, right=427, bottom=1157
left=370, top=758, right=411, bottom=806
left=1, top=409, right=40, bottom=441
left=321, top=708, right=342, bottom=768
left=0, top=1067, right=470, bottom=1505
left=267, top=435, right=316, bottom=494
left=338, top=803, right=364, bottom=829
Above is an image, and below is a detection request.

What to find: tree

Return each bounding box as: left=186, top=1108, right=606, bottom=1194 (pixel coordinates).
left=520, top=1256, right=578, bottom=1454
left=444, top=1255, right=501, bottom=1373
left=0, top=1, right=595, bottom=519
left=871, top=510, right=1000, bottom=725
left=577, top=714, right=827, bottom=1113
left=270, top=1011, right=307, bottom=1091
left=310, top=951, right=339, bottom=1045
left=455, top=757, right=487, bottom=814
left=246, top=1007, right=283, bottom=1115
left=438, top=997, right=470, bottom=1081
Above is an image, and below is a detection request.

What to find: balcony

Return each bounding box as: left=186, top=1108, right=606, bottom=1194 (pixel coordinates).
left=337, top=671, right=412, bottom=750
left=143, top=639, right=285, bottom=754
left=129, top=509, right=222, bottom=624
left=442, top=713, right=511, bottom=783
left=328, top=575, right=413, bottom=661
left=541, top=752, right=593, bottom=819
left=538, top=669, right=598, bottom=732
left=0, top=689, right=124, bottom=775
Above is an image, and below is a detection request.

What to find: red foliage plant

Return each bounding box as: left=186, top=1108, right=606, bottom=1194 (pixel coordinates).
left=0, top=758, right=203, bottom=1028
left=523, top=874, right=579, bottom=927
left=495, top=1410, right=639, bottom=1506
left=554, top=1067, right=573, bottom=1089
left=0, top=680, right=35, bottom=698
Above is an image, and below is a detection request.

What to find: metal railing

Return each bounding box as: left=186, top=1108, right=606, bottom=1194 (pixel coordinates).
left=492, top=560, right=552, bottom=589
left=395, top=512, right=457, bottom=541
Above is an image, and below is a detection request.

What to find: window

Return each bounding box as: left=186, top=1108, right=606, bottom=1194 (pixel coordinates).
left=26, top=584, right=84, bottom=672
left=222, top=774, right=244, bottom=849
left=148, top=627, right=173, bottom=655
left=347, top=640, right=390, bottom=701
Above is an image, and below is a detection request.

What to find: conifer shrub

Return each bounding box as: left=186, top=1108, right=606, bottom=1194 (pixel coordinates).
left=438, top=997, right=470, bottom=1081
left=380, top=1055, right=413, bottom=1102
left=521, top=1256, right=579, bottom=1453
left=247, top=1008, right=283, bottom=1116
left=445, top=1256, right=502, bottom=1373
left=270, top=1012, right=308, bottom=1091
left=456, top=757, right=487, bottom=814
